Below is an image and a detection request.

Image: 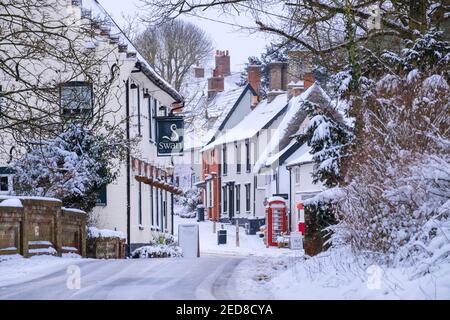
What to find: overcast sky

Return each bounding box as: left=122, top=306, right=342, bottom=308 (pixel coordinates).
left=98, top=0, right=271, bottom=73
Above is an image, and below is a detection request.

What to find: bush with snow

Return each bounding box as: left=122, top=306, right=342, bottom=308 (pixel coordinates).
left=13, top=123, right=128, bottom=215
left=131, top=244, right=182, bottom=258
left=174, top=187, right=201, bottom=218
left=132, top=231, right=182, bottom=258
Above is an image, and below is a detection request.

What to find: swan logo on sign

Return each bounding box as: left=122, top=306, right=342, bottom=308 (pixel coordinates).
left=156, top=116, right=184, bottom=156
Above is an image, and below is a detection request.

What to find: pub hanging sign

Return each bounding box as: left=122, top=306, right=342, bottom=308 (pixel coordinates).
left=156, top=116, right=184, bottom=156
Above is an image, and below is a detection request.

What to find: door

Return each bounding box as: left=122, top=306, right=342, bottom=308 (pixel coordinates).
left=228, top=183, right=235, bottom=219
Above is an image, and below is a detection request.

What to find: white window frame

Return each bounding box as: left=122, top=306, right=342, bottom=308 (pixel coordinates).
left=0, top=174, right=13, bottom=194
left=295, top=167, right=301, bottom=184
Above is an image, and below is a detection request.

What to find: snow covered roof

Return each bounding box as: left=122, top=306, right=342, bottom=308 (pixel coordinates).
left=80, top=0, right=183, bottom=102
left=201, top=93, right=288, bottom=151
left=263, top=139, right=298, bottom=168
left=184, top=85, right=247, bottom=150
left=254, top=83, right=330, bottom=173
left=286, top=143, right=314, bottom=167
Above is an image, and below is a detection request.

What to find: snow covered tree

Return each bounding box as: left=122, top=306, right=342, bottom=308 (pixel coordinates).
left=301, top=101, right=353, bottom=188
left=298, top=95, right=353, bottom=231
left=13, top=123, right=128, bottom=213
left=330, top=31, right=450, bottom=266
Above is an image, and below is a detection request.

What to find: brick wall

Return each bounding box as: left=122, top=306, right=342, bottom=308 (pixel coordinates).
left=87, top=237, right=126, bottom=259
left=0, top=208, right=22, bottom=255
left=0, top=198, right=87, bottom=257
left=62, top=209, right=87, bottom=256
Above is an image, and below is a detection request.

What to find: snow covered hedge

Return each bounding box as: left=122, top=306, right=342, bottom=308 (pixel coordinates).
left=131, top=244, right=182, bottom=258
left=131, top=231, right=182, bottom=258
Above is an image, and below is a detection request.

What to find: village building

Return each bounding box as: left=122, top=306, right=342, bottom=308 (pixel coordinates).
left=198, top=51, right=331, bottom=232
left=0, top=0, right=184, bottom=253
left=174, top=50, right=260, bottom=223
left=174, top=51, right=257, bottom=190
left=255, top=83, right=330, bottom=227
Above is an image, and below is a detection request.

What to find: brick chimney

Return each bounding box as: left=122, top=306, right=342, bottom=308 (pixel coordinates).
left=207, top=68, right=224, bottom=99
left=290, top=73, right=315, bottom=97
left=267, top=61, right=287, bottom=103
left=304, top=72, right=314, bottom=89
left=247, top=65, right=261, bottom=97
left=287, top=50, right=313, bottom=99
left=194, top=67, right=204, bottom=78
left=215, top=50, right=230, bottom=77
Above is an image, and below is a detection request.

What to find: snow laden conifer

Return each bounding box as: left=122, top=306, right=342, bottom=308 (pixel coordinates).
left=13, top=123, right=128, bottom=214
left=299, top=97, right=354, bottom=230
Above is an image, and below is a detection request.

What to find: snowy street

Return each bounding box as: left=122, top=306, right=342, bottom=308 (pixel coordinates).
left=0, top=254, right=245, bottom=300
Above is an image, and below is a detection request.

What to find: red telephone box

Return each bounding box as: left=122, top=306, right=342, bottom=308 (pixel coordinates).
left=265, top=197, right=287, bottom=246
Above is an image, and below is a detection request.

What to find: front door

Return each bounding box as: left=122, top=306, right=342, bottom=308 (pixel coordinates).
left=228, top=183, right=234, bottom=219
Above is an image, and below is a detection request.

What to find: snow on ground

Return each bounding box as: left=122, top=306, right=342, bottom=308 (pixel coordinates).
left=0, top=254, right=84, bottom=287
left=174, top=215, right=297, bottom=257
left=232, top=246, right=450, bottom=300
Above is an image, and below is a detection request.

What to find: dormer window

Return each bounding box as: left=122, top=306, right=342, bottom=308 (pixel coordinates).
left=61, top=82, right=93, bottom=117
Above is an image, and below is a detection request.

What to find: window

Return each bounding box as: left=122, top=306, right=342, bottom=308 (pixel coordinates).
left=148, top=95, right=153, bottom=140
left=222, top=186, right=227, bottom=213
left=0, top=176, right=9, bottom=192
left=0, top=167, right=13, bottom=194
left=152, top=98, right=158, bottom=139
left=61, top=82, right=93, bottom=117
left=150, top=185, right=154, bottom=225
left=295, top=167, right=301, bottom=184
left=208, top=182, right=213, bottom=208
left=236, top=142, right=241, bottom=174
left=137, top=85, right=141, bottom=136
left=95, top=184, right=107, bottom=206
left=222, top=144, right=227, bottom=175
left=138, top=181, right=142, bottom=225
left=245, top=183, right=251, bottom=212
left=235, top=184, right=240, bottom=213
left=245, top=139, right=251, bottom=172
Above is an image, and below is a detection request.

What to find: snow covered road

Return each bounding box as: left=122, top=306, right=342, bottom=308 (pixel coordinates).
left=0, top=255, right=245, bottom=300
